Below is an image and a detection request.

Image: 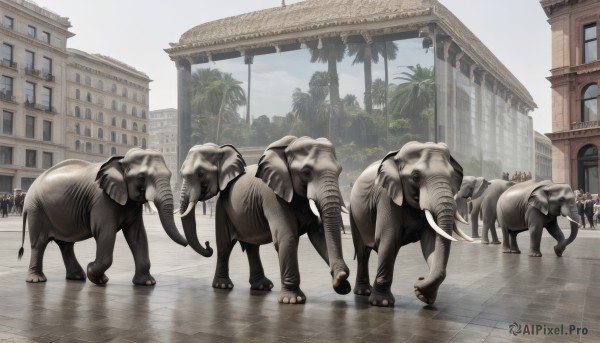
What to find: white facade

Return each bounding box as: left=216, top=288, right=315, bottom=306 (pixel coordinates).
left=149, top=108, right=178, bottom=191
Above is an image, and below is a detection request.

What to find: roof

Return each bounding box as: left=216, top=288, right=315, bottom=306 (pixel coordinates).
left=68, top=48, right=151, bottom=81
left=165, top=0, right=536, bottom=110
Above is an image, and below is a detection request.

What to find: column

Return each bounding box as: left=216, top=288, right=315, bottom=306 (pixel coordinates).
left=176, top=58, right=192, bottom=187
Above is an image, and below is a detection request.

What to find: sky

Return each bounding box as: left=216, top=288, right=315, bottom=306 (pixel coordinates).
left=31, top=0, right=552, bottom=133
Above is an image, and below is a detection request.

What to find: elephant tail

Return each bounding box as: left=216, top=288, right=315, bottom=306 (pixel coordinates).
left=18, top=210, right=26, bottom=260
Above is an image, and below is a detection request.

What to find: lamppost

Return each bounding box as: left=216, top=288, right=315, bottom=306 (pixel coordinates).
left=245, top=54, right=254, bottom=124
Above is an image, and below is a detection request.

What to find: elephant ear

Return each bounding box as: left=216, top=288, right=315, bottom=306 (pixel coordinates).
left=529, top=184, right=549, bottom=215
left=218, top=144, right=246, bottom=191
left=375, top=150, right=403, bottom=206
left=449, top=155, right=464, bottom=194
left=256, top=136, right=297, bottom=203
left=473, top=177, right=490, bottom=198
left=96, top=155, right=127, bottom=206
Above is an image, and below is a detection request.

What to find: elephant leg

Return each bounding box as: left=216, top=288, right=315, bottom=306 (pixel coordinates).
left=414, top=228, right=449, bottom=305
left=470, top=200, right=481, bottom=238
left=25, top=212, right=49, bottom=283
left=55, top=240, right=85, bottom=281
left=489, top=218, right=501, bottom=244
left=241, top=242, right=273, bottom=291
left=528, top=224, right=543, bottom=257
left=87, top=228, right=116, bottom=285
left=273, top=230, right=305, bottom=304
left=481, top=216, right=492, bottom=244
left=213, top=204, right=236, bottom=289
left=508, top=230, right=522, bottom=254
left=122, top=219, right=155, bottom=286
left=545, top=220, right=567, bottom=256
left=369, top=222, right=399, bottom=307
left=350, top=214, right=372, bottom=296
left=306, top=223, right=351, bottom=295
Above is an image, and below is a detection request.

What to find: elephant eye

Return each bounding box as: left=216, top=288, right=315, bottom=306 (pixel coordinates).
left=300, top=167, right=312, bottom=180
left=136, top=174, right=146, bottom=183
left=411, top=170, right=422, bottom=183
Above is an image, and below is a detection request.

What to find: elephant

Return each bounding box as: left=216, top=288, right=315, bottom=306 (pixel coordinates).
left=178, top=137, right=351, bottom=304
left=349, top=141, right=472, bottom=307
left=469, top=179, right=516, bottom=243
left=17, top=148, right=195, bottom=285
left=497, top=180, right=580, bottom=257
left=455, top=176, right=490, bottom=221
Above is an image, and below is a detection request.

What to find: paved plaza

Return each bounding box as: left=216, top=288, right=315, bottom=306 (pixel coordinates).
left=0, top=210, right=599, bottom=342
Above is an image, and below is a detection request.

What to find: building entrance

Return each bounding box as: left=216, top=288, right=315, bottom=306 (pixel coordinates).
left=578, top=144, right=599, bottom=194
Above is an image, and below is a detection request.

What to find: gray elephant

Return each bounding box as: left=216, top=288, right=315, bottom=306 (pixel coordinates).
left=497, top=180, right=580, bottom=257
left=17, top=148, right=194, bottom=285
left=455, top=176, right=490, bottom=222
left=179, top=137, right=351, bottom=304
left=349, top=141, right=472, bottom=307
left=469, top=179, right=516, bottom=243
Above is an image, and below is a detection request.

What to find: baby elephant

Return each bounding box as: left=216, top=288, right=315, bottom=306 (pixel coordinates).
left=497, top=180, right=580, bottom=257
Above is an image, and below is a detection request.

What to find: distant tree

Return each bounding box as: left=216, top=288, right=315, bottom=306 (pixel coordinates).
left=291, top=71, right=331, bottom=137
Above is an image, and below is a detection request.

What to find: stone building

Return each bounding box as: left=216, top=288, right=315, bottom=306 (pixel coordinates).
left=535, top=131, right=553, bottom=180
left=0, top=0, right=72, bottom=192
left=65, top=49, right=150, bottom=162
left=541, top=0, right=600, bottom=193
left=165, top=0, right=536, bottom=183
left=149, top=108, right=178, bottom=191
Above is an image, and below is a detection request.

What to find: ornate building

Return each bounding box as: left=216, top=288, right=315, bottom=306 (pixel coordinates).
left=165, top=0, right=536, bottom=184
left=149, top=108, right=178, bottom=191
left=542, top=0, right=600, bottom=193
left=0, top=0, right=72, bottom=192
left=65, top=49, right=150, bottom=162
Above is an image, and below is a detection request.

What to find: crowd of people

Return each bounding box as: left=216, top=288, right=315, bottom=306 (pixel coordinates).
left=576, top=191, right=600, bottom=229
left=501, top=171, right=533, bottom=182
left=0, top=192, right=25, bottom=217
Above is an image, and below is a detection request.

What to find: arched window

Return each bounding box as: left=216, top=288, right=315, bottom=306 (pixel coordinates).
left=86, top=92, right=91, bottom=102
left=133, top=136, right=138, bottom=146
left=85, top=108, right=92, bottom=120
left=141, top=110, right=146, bottom=119
left=142, top=124, right=146, bottom=133
left=111, top=84, right=117, bottom=93
left=111, top=100, right=117, bottom=110
left=111, top=131, right=116, bottom=142
left=133, top=92, right=138, bottom=102
left=98, top=128, right=104, bottom=139
left=75, top=106, right=80, bottom=117
left=141, top=138, right=147, bottom=149
left=84, top=127, right=91, bottom=137
left=122, top=134, right=128, bottom=145
left=75, top=123, right=80, bottom=135
left=75, top=89, right=80, bottom=100
left=97, top=80, right=104, bottom=90
left=98, top=96, right=104, bottom=106
left=132, top=122, right=138, bottom=131
left=122, top=88, right=128, bottom=98
left=142, top=94, right=146, bottom=105
left=111, top=147, right=117, bottom=155
left=75, top=140, right=81, bottom=151
left=85, top=142, right=92, bottom=152
left=84, top=76, right=91, bottom=86
left=121, top=119, right=127, bottom=129
left=582, top=83, right=598, bottom=122
left=578, top=145, right=599, bottom=193
left=121, top=104, right=127, bottom=114
left=75, top=73, right=80, bottom=83
left=111, top=117, right=116, bottom=126
left=98, top=112, right=104, bottom=123
left=132, top=107, right=137, bottom=117
left=99, top=144, right=104, bottom=154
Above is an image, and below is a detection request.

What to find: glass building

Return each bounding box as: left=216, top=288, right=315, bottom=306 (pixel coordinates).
left=165, top=0, right=536, bottom=184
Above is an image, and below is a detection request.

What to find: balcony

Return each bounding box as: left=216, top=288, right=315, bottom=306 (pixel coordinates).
left=1, top=59, right=18, bottom=70
left=42, top=72, right=55, bottom=82
left=0, top=90, right=16, bottom=103
left=24, top=67, right=40, bottom=77
left=571, top=121, right=600, bottom=130
left=24, top=101, right=55, bottom=113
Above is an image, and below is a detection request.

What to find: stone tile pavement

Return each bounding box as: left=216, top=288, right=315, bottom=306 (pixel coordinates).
left=0, top=211, right=598, bottom=342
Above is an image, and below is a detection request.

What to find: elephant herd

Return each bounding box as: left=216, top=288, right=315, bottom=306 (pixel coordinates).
left=16, top=136, right=580, bottom=307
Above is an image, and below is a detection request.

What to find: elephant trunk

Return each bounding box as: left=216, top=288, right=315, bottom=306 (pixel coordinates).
left=152, top=178, right=188, bottom=247
left=422, top=176, right=457, bottom=239
left=311, top=172, right=350, bottom=293
left=179, top=177, right=213, bottom=257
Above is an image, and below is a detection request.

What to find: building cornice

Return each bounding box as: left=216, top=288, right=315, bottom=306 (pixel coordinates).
left=546, top=126, right=600, bottom=140
left=0, top=27, right=69, bottom=57
left=540, top=0, right=595, bottom=17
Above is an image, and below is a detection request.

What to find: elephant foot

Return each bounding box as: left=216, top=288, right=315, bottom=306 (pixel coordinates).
left=528, top=251, right=542, bottom=257
left=502, top=247, right=520, bottom=254
left=66, top=268, right=86, bottom=281
left=26, top=271, right=47, bottom=283
left=414, top=276, right=442, bottom=305
left=480, top=239, right=490, bottom=244
left=132, top=273, right=156, bottom=286
left=490, top=240, right=501, bottom=245
left=332, top=271, right=351, bottom=295
left=250, top=275, right=273, bottom=291
left=212, top=277, right=234, bottom=289
left=554, top=245, right=564, bottom=257
left=353, top=281, right=372, bottom=296
left=368, top=288, right=395, bottom=307
left=278, top=288, right=306, bottom=304
left=86, top=263, right=109, bottom=285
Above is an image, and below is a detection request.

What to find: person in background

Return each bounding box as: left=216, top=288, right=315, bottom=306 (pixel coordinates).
left=577, top=194, right=586, bottom=228
left=584, top=193, right=595, bottom=229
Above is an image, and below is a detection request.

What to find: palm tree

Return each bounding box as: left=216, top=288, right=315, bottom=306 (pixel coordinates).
left=371, top=78, right=386, bottom=109
left=308, top=39, right=345, bottom=140
left=291, top=71, right=331, bottom=137
left=347, top=41, right=398, bottom=115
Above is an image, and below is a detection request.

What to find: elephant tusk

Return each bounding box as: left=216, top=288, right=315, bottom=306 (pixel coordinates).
left=564, top=215, right=581, bottom=226
left=148, top=201, right=158, bottom=213
left=309, top=199, right=320, bottom=218
left=424, top=210, right=457, bottom=242
left=177, top=201, right=196, bottom=218
left=453, top=193, right=458, bottom=200
left=341, top=206, right=349, bottom=214
left=454, top=211, right=469, bottom=225
left=453, top=224, right=474, bottom=242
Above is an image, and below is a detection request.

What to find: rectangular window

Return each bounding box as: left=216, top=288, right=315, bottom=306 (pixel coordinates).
left=3, top=16, right=13, bottom=29
left=21, top=177, right=35, bottom=191
left=25, top=81, right=35, bottom=104
left=41, top=31, right=50, bottom=43
left=27, top=25, right=36, bottom=38
left=25, top=150, right=36, bottom=168
left=42, top=57, right=52, bottom=76
left=2, top=43, right=13, bottom=67
left=3, top=111, right=13, bottom=135
left=41, top=87, right=51, bottom=111
left=0, top=146, right=13, bottom=164
left=584, top=23, right=597, bottom=63
left=42, top=152, right=53, bottom=169
left=25, top=116, right=35, bottom=138
left=25, top=50, right=34, bottom=70
left=1, top=75, right=13, bottom=96
left=42, top=120, right=51, bottom=141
